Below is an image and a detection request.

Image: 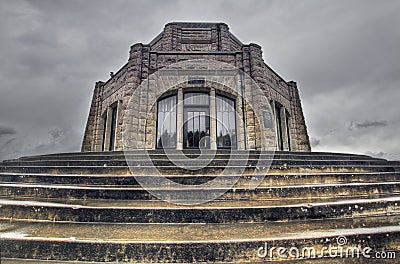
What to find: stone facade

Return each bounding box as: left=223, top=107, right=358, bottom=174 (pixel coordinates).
left=81, top=22, right=311, bottom=152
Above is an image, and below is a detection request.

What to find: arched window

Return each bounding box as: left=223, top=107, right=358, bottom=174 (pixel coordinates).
left=157, top=95, right=177, bottom=148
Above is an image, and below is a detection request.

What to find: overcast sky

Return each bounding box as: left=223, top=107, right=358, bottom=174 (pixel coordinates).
left=0, top=0, right=399, bottom=161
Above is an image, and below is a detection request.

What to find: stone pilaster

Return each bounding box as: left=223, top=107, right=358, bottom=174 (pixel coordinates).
left=123, top=43, right=148, bottom=149
left=176, top=88, right=184, bottom=150
left=103, top=106, right=112, bottom=151
left=241, top=45, right=255, bottom=149
left=235, top=95, right=246, bottom=150
left=81, top=81, right=103, bottom=152
left=288, top=81, right=311, bottom=151
left=210, top=88, right=217, bottom=150
left=115, top=100, right=123, bottom=150
left=218, top=23, right=231, bottom=51
left=162, top=23, right=179, bottom=51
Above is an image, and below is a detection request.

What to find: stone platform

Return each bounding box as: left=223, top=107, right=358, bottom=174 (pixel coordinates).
left=0, top=150, right=399, bottom=263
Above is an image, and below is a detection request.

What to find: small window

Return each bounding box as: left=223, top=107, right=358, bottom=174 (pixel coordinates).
left=275, top=103, right=284, bottom=151
left=184, top=93, right=209, bottom=106
left=188, top=77, right=205, bottom=85
left=286, top=112, right=291, bottom=151
left=109, top=105, right=118, bottom=151
left=101, top=112, right=107, bottom=151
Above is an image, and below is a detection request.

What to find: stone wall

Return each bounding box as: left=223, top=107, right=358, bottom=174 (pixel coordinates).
left=81, top=22, right=311, bottom=152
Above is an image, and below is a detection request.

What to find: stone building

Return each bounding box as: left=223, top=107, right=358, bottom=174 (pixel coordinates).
left=81, top=22, right=311, bottom=152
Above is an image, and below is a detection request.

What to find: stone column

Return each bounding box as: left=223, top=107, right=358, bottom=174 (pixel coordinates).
left=177, top=88, right=184, bottom=150
left=288, top=81, right=311, bottom=151
left=94, top=115, right=105, bottom=152
left=236, top=96, right=246, bottom=150
left=126, top=43, right=145, bottom=149
left=210, top=88, right=217, bottom=150
left=115, top=100, right=123, bottom=150
left=218, top=23, right=231, bottom=51
left=81, top=81, right=103, bottom=152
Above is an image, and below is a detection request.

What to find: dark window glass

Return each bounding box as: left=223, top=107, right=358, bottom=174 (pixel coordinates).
left=286, top=113, right=291, bottom=151
left=183, top=92, right=210, bottom=149
left=184, top=93, right=209, bottom=106
left=109, top=105, right=117, bottom=151
left=216, top=95, right=236, bottom=149
left=101, top=113, right=107, bottom=151
left=184, top=110, right=210, bottom=149
left=188, top=77, right=205, bottom=85
left=157, top=95, right=177, bottom=148
left=275, top=104, right=284, bottom=151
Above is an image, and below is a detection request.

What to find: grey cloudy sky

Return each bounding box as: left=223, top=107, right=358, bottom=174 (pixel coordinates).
left=0, top=0, right=399, bottom=161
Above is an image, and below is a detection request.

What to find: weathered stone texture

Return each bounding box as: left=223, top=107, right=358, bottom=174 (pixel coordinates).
left=82, top=22, right=311, bottom=151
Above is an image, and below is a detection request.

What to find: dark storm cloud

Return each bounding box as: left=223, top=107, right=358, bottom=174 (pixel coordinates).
left=348, top=120, right=389, bottom=131
left=0, top=125, right=17, bottom=136
left=365, top=151, right=387, bottom=159
left=0, top=0, right=399, bottom=161
left=310, top=138, right=321, bottom=148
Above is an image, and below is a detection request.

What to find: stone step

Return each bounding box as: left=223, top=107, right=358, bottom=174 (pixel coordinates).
left=0, top=158, right=391, bottom=168
left=0, top=164, right=396, bottom=176
left=1, top=256, right=398, bottom=264
left=1, top=171, right=399, bottom=187
left=10, top=150, right=381, bottom=161
left=1, top=150, right=387, bottom=162
left=0, top=153, right=387, bottom=165
left=0, top=150, right=398, bottom=263
left=1, top=181, right=400, bottom=201
left=1, top=214, right=399, bottom=262
left=1, top=195, right=399, bottom=223
left=2, top=193, right=395, bottom=207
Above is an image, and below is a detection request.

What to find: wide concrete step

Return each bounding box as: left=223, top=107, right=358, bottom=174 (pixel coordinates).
left=1, top=158, right=391, bottom=168
left=7, top=150, right=383, bottom=161
left=0, top=164, right=396, bottom=176
left=1, top=171, right=399, bottom=187
left=1, top=181, right=400, bottom=201
left=3, top=153, right=385, bottom=162
left=1, top=195, right=399, bottom=223
left=1, top=214, right=399, bottom=263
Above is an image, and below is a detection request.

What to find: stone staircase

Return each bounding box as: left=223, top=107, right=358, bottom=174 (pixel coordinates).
left=0, top=150, right=399, bottom=263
